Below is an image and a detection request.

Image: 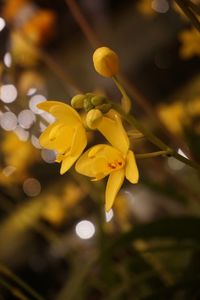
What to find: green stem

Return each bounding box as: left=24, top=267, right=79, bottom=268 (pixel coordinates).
left=0, top=277, right=29, bottom=300
left=113, top=76, right=131, bottom=112
left=174, top=0, right=200, bottom=31
left=111, top=76, right=200, bottom=171
left=0, top=265, right=45, bottom=300
left=135, top=150, right=170, bottom=159
left=112, top=103, right=200, bottom=171
left=188, top=1, right=200, bottom=14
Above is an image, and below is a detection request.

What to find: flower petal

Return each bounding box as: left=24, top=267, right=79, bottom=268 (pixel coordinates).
left=97, top=111, right=129, bottom=154
left=75, top=144, right=124, bottom=179
left=105, top=168, right=125, bottom=212
left=60, top=155, right=79, bottom=175
left=125, top=150, right=139, bottom=184
left=37, top=101, right=81, bottom=124
left=70, top=124, right=87, bottom=157
left=39, top=122, right=74, bottom=153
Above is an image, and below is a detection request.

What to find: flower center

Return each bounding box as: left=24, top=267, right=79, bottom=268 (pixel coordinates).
left=108, top=159, right=124, bottom=170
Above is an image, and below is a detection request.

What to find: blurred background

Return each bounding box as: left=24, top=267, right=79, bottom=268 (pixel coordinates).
left=0, top=0, right=200, bottom=299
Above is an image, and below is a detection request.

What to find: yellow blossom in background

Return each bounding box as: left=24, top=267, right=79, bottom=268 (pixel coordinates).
left=136, top=0, right=155, bottom=16
left=179, top=28, right=200, bottom=59
left=158, top=98, right=200, bottom=135
left=0, top=132, right=39, bottom=184
left=11, top=31, right=40, bottom=67
left=22, top=10, right=56, bottom=45
left=62, top=182, right=87, bottom=209
left=158, top=102, right=185, bottom=135
left=76, top=109, right=139, bottom=211
left=38, top=101, right=87, bottom=175
left=2, top=0, right=29, bottom=23
left=42, top=196, right=66, bottom=226
left=18, top=71, right=45, bottom=95
left=3, top=0, right=56, bottom=67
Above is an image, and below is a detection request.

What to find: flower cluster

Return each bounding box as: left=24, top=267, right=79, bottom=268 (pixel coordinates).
left=38, top=47, right=139, bottom=211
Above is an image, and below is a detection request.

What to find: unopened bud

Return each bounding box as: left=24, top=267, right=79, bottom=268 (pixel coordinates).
left=93, top=47, right=119, bottom=78
left=96, top=103, right=112, bottom=113
left=86, top=109, right=103, bottom=129
left=71, top=94, right=85, bottom=109
left=91, top=95, right=107, bottom=106
left=83, top=98, right=94, bottom=112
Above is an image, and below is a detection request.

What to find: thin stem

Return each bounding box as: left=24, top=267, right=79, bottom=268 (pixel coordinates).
left=65, top=0, right=101, bottom=48
left=135, top=150, right=170, bottom=159
left=110, top=76, right=200, bottom=171
left=112, top=103, right=200, bottom=171
left=174, top=0, right=200, bottom=31
left=0, top=277, right=29, bottom=300
left=188, top=1, right=200, bottom=14
left=0, top=265, right=45, bottom=300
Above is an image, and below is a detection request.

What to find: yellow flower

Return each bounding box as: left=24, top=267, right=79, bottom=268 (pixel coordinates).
left=11, top=31, right=39, bottom=67
left=136, top=0, right=155, bottom=16
left=22, top=10, right=56, bottom=46
left=179, top=28, right=200, bottom=59
left=157, top=102, right=185, bottom=135
left=93, top=47, right=119, bottom=77
left=38, top=101, right=87, bottom=175
left=2, top=0, right=29, bottom=23
left=76, top=110, right=139, bottom=211
left=157, top=98, right=200, bottom=135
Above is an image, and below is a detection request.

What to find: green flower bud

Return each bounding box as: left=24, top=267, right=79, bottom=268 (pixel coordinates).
left=85, top=93, right=95, bottom=100
left=91, top=95, right=107, bottom=106
left=83, top=98, right=94, bottom=112
left=96, top=103, right=112, bottom=113
left=71, top=94, right=85, bottom=109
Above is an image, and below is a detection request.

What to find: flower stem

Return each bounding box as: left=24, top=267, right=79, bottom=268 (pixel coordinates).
left=112, top=103, right=200, bottom=171
left=0, top=277, right=29, bottom=300
left=174, top=0, right=200, bottom=31
left=113, top=76, right=131, bottom=112
left=135, top=150, right=171, bottom=159
left=0, top=265, right=44, bottom=300
left=111, top=76, right=200, bottom=171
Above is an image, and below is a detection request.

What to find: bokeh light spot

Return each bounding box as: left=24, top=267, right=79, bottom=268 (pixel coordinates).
left=151, top=0, right=169, bottom=13
left=0, top=112, right=17, bottom=131
left=18, top=109, right=36, bottom=129
left=75, top=220, right=95, bottom=240
left=23, top=178, right=41, bottom=197
left=4, top=52, right=12, bottom=68
left=0, top=18, right=6, bottom=31
left=29, top=94, right=46, bottom=114
left=0, top=84, right=18, bottom=103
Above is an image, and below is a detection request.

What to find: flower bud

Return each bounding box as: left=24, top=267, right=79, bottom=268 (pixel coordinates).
left=96, top=103, right=112, bottom=113
left=83, top=98, right=94, bottom=112
left=71, top=94, right=85, bottom=109
left=91, top=95, right=107, bottom=106
left=93, top=47, right=119, bottom=77
left=86, top=109, right=103, bottom=129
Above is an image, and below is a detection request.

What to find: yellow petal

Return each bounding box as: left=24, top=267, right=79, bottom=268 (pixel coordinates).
left=75, top=144, right=125, bottom=179
left=37, top=101, right=81, bottom=124
left=60, top=155, right=79, bottom=175
left=125, top=150, right=139, bottom=184
left=97, top=111, right=129, bottom=154
left=69, top=124, right=87, bottom=157
left=39, top=123, right=74, bottom=153
left=105, top=168, right=125, bottom=212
